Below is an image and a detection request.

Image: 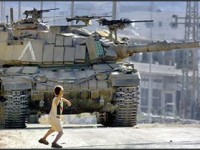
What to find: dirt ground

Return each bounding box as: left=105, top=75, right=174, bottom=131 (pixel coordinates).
left=1, top=123, right=200, bottom=149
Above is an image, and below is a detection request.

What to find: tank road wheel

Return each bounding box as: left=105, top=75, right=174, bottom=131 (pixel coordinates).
left=112, top=86, right=140, bottom=127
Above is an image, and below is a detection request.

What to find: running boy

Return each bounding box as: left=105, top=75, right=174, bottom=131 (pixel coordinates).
left=38, top=85, right=71, bottom=148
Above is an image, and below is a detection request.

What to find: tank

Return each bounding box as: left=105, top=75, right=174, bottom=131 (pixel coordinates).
left=0, top=8, right=200, bottom=128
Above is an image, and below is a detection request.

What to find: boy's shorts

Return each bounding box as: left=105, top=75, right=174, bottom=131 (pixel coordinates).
left=48, top=116, right=63, bottom=132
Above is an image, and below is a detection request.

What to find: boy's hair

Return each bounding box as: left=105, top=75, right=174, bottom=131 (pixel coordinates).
left=54, top=85, right=63, bottom=96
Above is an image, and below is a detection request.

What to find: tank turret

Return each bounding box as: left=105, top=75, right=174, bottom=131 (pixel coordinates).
left=1, top=13, right=200, bottom=128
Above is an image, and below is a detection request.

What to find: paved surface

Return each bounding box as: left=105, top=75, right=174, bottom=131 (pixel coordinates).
left=1, top=123, right=200, bottom=149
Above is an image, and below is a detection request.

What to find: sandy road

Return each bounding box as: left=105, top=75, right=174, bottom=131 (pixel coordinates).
left=0, top=123, right=200, bottom=149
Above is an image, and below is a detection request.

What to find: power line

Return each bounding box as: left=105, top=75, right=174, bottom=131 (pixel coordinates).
left=172, top=1, right=200, bottom=119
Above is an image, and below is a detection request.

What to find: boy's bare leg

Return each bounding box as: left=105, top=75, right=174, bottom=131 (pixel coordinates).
left=39, top=128, right=55, bottom=145
left=52, top=131, right=63, bottom=144
left=43, top=128, right=55, bottom=140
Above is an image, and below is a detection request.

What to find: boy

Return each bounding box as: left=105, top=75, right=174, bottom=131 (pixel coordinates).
left=38, top=85, right=71, bottom=148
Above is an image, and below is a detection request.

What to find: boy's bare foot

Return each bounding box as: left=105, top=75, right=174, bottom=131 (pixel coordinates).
left=51, top=142, right=62, bottom=148
left=38, top=138, right=49, bottom=145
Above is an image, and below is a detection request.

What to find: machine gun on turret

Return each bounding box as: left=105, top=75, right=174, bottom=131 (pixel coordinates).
left=23, top=8, right=59, bottom=20
left=97, top=18, right=153, bottom=43
left=66, top=15, right=112, bottom=26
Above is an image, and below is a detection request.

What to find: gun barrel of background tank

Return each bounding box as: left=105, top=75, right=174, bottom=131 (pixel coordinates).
left=127, top=41, right=200, bottom=54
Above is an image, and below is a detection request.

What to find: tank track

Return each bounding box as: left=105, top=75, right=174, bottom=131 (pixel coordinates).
left=0, top=101, right=6, bottom=128
left=112, top=86, right=140, bottom=127
left=3, top=90, right=29, bottom=128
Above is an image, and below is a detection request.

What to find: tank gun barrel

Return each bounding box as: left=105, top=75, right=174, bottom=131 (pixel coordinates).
left=114, top=41, right=200, bottom=58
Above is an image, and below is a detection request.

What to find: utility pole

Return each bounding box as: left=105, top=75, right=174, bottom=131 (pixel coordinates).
left=70, top=1, right=74, bottom=25
left=18, top=1, right=21, bottom=20
left=112, top=1, right=117, bottom=20
left=148, top=1, right=153, bottom=123
left=172, top=1, right=200, bottom=119
left=53, top=2, right=56, bottom=25
left=1, top=1, right=5, bottom=23
left=40, top=1, right=43, bottom=20
left=40, top=1, right=43, bottom=10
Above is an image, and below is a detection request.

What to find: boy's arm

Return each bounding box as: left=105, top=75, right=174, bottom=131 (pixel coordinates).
left=62, top=98, right=72, bottom=107
left=54, top=97, right=60, bottom=106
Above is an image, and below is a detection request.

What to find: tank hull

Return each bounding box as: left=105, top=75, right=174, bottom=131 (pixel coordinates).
left=0, top=65, right=140, bottom=128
